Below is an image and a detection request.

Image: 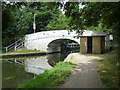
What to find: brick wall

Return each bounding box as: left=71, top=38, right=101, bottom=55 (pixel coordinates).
left=80, top=36, right=105, bottom=54
left=92, top=37, right=101, bottom=53
left=80, top=37, right=87, bottom=53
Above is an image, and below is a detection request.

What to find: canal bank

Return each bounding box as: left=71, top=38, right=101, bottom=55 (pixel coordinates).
left=19, top=61, right=76, bottom=88
left=1, top=52, right=103, bottom=88
left=1, top=52, right=46, bottom=58
left=2, top=52, right=69, bottom=88
left=2, top=51, right=116, bottom=88
left=1, top=51, right=63, bottom=58
left=18, top=53, right=111, bottom=88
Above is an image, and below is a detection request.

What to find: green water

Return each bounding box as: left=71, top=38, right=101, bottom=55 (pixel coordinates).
left=2, top=53, right=67, bottom=88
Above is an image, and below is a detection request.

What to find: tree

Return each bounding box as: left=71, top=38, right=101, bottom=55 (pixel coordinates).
left=2, top=2, right=27, bottom=47
left=64, top=2, right=81, bottom=30
left=64, top=2, right=120, bottom=55
left=46, top=12, right=70, bottom=30
left=84, top=23, right=113, bottom=34
left=2, top=2, right=64, bottom=47
left=2, top=2, right=26, bottom=31
left=81, top=2, right=120, bottom=55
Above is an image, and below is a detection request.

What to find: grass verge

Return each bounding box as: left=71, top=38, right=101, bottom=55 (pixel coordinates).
left=1, top=50, right=40, bottom=54
left=96, top=56, right=118, bottom=88
left=19, top=61, right=76, bottom=88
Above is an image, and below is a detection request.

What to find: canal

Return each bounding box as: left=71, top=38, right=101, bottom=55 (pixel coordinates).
left=2, top=50, right=79, bottom=88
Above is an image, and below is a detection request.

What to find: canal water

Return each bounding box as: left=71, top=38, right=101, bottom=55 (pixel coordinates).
left=2, top=50, right=79, bottom=88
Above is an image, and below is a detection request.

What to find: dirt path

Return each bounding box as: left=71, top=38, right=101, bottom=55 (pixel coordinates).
left=59, top=53, right=106, bottom=88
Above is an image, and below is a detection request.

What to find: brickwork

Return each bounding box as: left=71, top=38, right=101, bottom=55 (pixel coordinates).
left=80, top=36, right=105, bottom=54
left=92, top=37, right=101, bottom=53
left=80, top=37, right=87, bottom=53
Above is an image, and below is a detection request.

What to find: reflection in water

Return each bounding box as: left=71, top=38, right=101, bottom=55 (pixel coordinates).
left=2, top=49, right=79, bottom=88
left=24, top=56, right=52, bottom=75
left=2, top=60, right=34, bottom=88
left=2, top=53, right=67, bottom=88
left=47, top=53, right=67, bottom=67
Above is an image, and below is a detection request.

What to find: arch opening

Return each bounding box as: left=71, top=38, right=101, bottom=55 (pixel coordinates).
left=47, top=39, right=80, bottom=53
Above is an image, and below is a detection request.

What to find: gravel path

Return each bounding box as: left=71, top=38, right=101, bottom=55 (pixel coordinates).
left=60, top=53, right=105, bottom=88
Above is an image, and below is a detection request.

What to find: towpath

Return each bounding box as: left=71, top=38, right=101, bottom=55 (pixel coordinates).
left=59, top=53, right=106, bottom=88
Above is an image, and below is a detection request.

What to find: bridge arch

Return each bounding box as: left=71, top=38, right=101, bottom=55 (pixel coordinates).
left=24, top=30, right=80, bottom=53
left=46, top=37, right=80, bottom=53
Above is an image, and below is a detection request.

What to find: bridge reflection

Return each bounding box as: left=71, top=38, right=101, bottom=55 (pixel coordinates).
left=4, top=48, right=79, bottom=75
left=2, top=50, right=79, bottom=88
left=5, top=56, right=52, bottom=75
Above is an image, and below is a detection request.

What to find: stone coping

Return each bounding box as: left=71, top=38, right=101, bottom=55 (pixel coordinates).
left=0, top=52, right=46, bottom=58
left=0, top=51, right=61, bottom=58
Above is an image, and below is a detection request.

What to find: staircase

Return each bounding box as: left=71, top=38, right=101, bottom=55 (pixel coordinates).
left=4, top=38, right=25, bottom=52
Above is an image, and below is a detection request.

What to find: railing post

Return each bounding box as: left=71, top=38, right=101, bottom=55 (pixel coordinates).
left=15, top=59, right=16, bottom=63
left=22, top=41, right=24, bottom=47
left=5, top=47, right=8, bottom=52
left=14, top=42, right=17, bottom=51
left=14, top=46, right=16, bottom=51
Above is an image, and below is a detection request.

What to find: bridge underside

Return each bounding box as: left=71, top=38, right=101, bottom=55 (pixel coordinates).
left=47, top=39, right=80, bottom=53
left=25, top=38, right=80, bottom=53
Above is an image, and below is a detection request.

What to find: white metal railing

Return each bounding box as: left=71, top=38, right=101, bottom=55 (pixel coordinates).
left=6, top=59, right=24, bottom=66
left=4, top=38, right=25, bottom=52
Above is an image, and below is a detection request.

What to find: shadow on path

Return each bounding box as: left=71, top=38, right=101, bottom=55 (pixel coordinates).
left=59, top=53, right=106, bottom=88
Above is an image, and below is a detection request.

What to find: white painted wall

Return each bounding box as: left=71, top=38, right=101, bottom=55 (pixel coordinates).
left=24, top=30, right=80, bottom=53
left=105, top=35, right=113, bottom=51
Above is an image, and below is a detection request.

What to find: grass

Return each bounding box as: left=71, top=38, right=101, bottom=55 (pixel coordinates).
left=1, top=50, right=40, bottom=54
left=79, top=53, right=82, bottom=55
left=70, top=55, right=76, bottom=63
left=70, top=55, right=74, bottom=60
left=96, top=56, right=118, bottom=88
left=19, top=61, right=76, bottom=88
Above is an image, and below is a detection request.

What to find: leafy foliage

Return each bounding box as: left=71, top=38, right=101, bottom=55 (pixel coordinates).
left=2, top=2, right=65, bottom=47
left=64, top=2, right=120, bottom=55
left=64, top=2, right=81, bottom=30
left=64, top=2, right=119, bottom=33
left=47, top=13, right=70, bottom=30
left=84, top=23, right=113, bottom=34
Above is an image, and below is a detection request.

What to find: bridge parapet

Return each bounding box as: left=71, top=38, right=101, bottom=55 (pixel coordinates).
left=25, top=30, right=78, bottom=41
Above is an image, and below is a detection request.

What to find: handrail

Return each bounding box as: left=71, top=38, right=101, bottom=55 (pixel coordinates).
left=4, top=37, right=25, bottom=52
left=6, top=38, right=24, bottom=48
left=16, top=41, right=24, bottom=47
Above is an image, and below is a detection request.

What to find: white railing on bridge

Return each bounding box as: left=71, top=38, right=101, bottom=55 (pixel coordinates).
left=4, top=38, right=25, bottom=52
